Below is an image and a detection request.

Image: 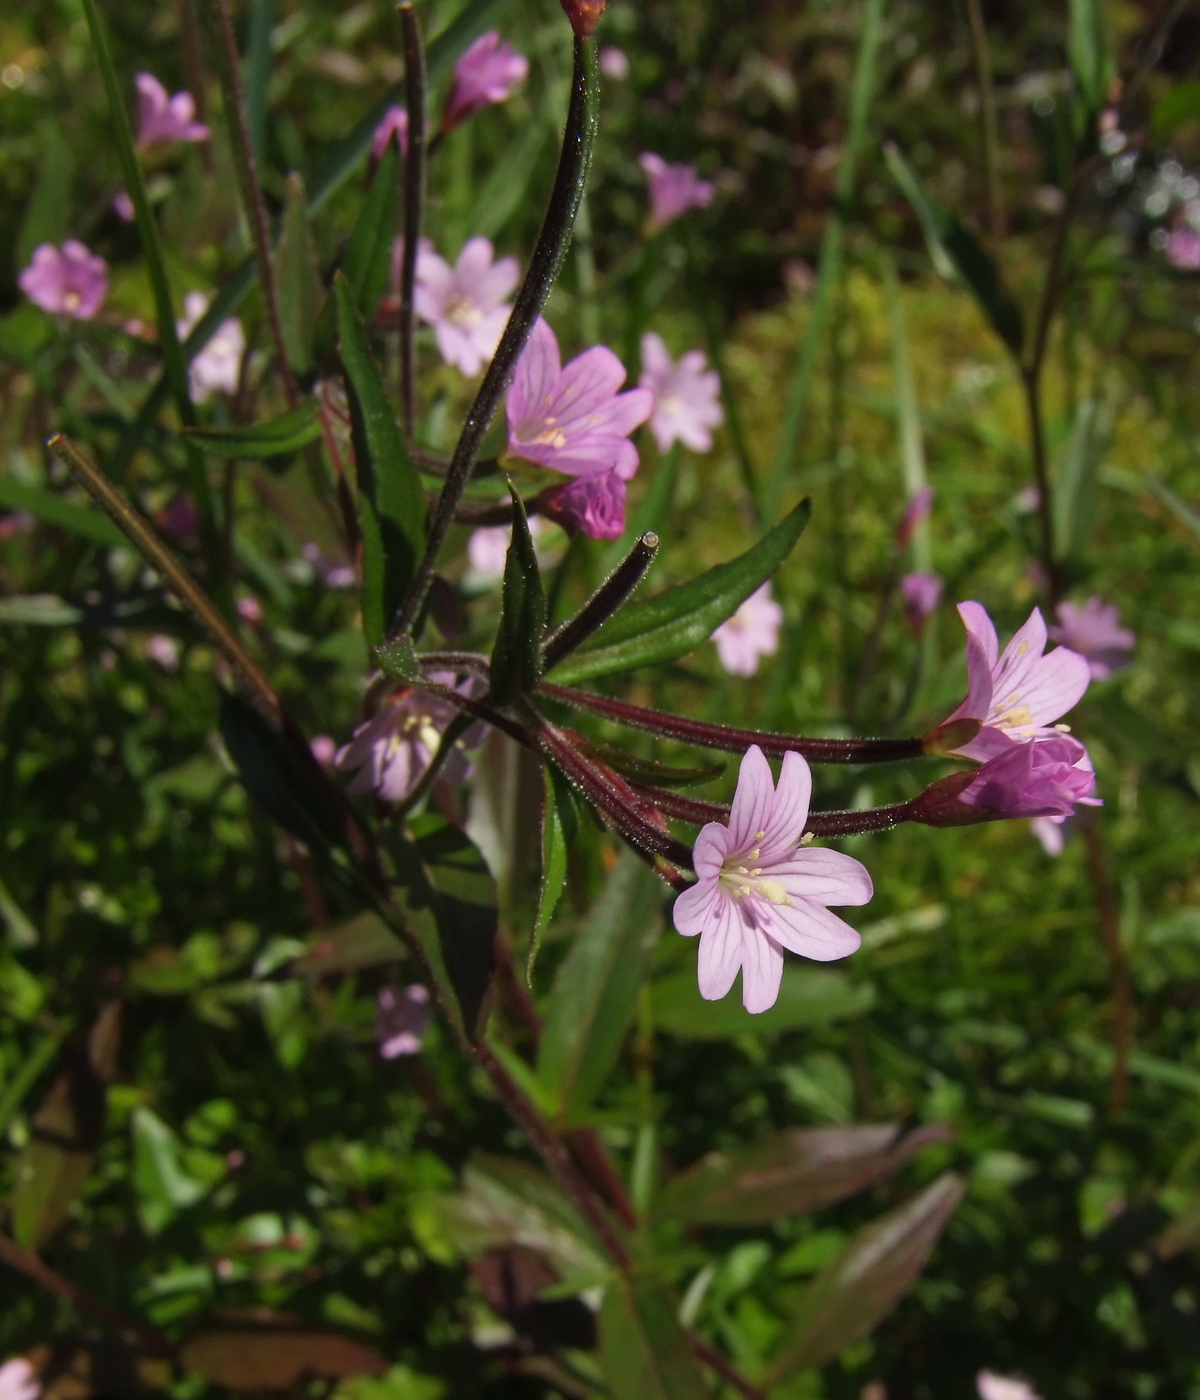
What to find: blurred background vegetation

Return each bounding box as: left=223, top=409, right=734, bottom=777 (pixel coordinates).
left=5, top=0, right=1200, bottom=1396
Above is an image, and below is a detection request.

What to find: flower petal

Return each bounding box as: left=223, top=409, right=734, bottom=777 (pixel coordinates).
left=958, top=600, right=999, bottom=668
left=697, top=897, right=743, bottom=1001
left=769, top=848, right=874, bottom=904
left=766, top=897, right=862, bottom=961
left=673, top=876, right=719, bottom=937
left=726, top=745, right=775, bottom=853
left=507, top=318, right=561, bottom=434
left=741, top=930, right=784, bottom=1013
left=759, top=749, right=811, bottom=856
left=691, top=823, right=728, bottom=879
left=548, top=345, right=628, bottom=425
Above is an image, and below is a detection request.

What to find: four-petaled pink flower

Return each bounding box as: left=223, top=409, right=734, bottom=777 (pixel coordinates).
left=901, top=571, right=942, bottom=633
left=134, top=72, right=209, bottom=149
left=442, top=32, right=529, bottom=132
left=505, top=319, right=653, bottom=539
left=416, top=237, right=520, bottom=377
left=1049, top=597, right=1135, bottom=681
left=673, top=746, right=872, bottom=1013
left=178, top=292, right=245, bottom=402
left=19, top=242, right=108, bottom=321
left=712, top=583, right=783, bottom=677
left=376, top=985, right=432, bottom=1058
left=639, top=332, right=723, bottom=453
left=639, top=153, right=715, bottom=230
left=977, top=1372, right=1042, bottom=1400
left=372, top=105, right=409, bottom=159
left=335, top=675, right=480, bottom=803
left=0, top=1357, right=39, bottom=1400
left=944, top=602, right=1091, bottom=762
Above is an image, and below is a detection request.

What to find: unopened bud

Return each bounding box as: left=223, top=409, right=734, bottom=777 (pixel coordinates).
left=560, top=0, right=606, bottom=37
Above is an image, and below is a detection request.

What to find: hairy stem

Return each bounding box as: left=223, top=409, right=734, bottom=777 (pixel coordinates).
left=398, top=2, right=427, bottom=437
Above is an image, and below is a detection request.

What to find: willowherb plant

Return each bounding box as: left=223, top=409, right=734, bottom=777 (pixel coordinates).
left=6, top=0, right=1120, bottom=1393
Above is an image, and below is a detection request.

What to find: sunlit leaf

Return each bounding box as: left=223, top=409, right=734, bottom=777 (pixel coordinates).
left=132, top=1106, right=210, bottom=1235
left=184, top=400, right=323, bottom=459
left=0, top=595, right=83, bottom=626
left=1068, top=0, right=1114, bottom=116
left=490, top=487, right=546, bottom=705
left=293, top=910, right=406, bottom=978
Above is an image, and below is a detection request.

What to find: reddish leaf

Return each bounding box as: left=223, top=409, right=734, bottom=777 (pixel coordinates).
left=180, top=1329, right=388, bottom=1391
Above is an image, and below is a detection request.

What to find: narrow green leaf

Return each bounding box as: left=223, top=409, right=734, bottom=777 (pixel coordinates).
left=654, top=1123, right=953, bottom=1227
left=767, top=1173, right=965, bottom=1381
left=244, top=0, right=276, bottom=162
left=1054, top=398, right=1108, bottom=559
left=528, top=766, right=572, bottom=984
left=490, top=488, right=546, bottom=706
left=598, top=1274, right=713, bottom=1400
left=275, top=173, right=323, bottom=377
left=536, top=851, right=662, bottom=1121
left=652, top=964, right=874, bottom=1040
left=184, top=400, right=324, bottom=459
left=0, top=595, right=83, bottom=627
left=546, top=497, right=812, bottom=686
left=292, top=911, right=406, bottom=978
left=885, top=143, right=1024, bottom=357
left=0, top=1020, right=73, bottom=1139
left=0, top=473, right=123, bottom=548
left=0, top=873, right=38, bottom=949
left=342, top=142, right=399, bottom=323
left=1068, top=0, right=1114, bottom=116
left=473, top=117, right=549, bottom=241
left=334, top=273, right=427, bottom=646
left=17, top=124, right=74, bottom=266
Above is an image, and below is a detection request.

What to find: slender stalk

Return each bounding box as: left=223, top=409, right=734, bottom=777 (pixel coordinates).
left=1081, top=815, right=1132, bottom=1114
left=391, top=36, right=600, bottom=639
left=538, top=682, right=926, bottom=765
left=1019, top=368, right=1062, bottom=605
left=209, top=0, right=301, bottom=408
left=0, top=1231, right=175, bottom=1358
left=627, top=780, right=912, bottom=838
left=963, top=0, right=1003, bottom=239
left=542, top=531, right=659, bottom=670
left=398, top=1, right=427, bottom=437
left=50, top=434, right=282, bottom=726
left=690, top=1334, right=766, bottom=1400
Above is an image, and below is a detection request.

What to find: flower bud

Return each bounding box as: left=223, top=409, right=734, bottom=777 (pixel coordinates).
left=911, top=736, right=1098, bottom=827
left=560, top=0, right=606, bottom=37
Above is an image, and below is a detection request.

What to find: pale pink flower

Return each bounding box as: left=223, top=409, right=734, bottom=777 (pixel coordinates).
left=506, top=319, right=653, bottom=482
left=944, top=602, right=1091, bottom=762
left=901, top=571, right=942, bottom=633
left=1049, top=597, right=1135, bottom=681
left=145, top=635, right=180, bottom=671
left=19, top=242, right=108, bottom=320
left=415, top=238, right=520, bottom=377
left=335, top=675, right=480, bottom=803
left=712, top=583, right=783, bottom=677
left=977, top=1373, right=1042, bottom=1400
left=237, top=596, right=263, bottom=626
left=639, top=332, right=723, bottom=453
left=896, top=485, right=933, bottom=547
left=372, top=105, right=409, bottom=159
left=310, top=735, right=337, bottom=768
left=442, top=32, right=528, bottom=132
left=639, top=153, right=715, bottom=229
left=134, top=72, right=209, bottom=149
left=177, top=292, right=244, bottom=402
left=1031, top=815, right=1068, bottom=856
left=467, top=517, right=550, bottom=580
left=915, top=734, right=1098, bottom=825
left=0, top=1358, right=39, bottom=1400
left=673, top=746, right=872, bottom=1013
left=376, top=984, right=432, bottom=1058
left=112, top=190, right=136, bottom=222
left=1166, top=227, right=1200, bottom=270
left=538, top=470, right=626, bottom=540
left=599, top=47, right=630, bottom=80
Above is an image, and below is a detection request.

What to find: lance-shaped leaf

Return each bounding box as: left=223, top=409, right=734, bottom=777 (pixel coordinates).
left=528, top=765, right=574, bottom=983
left=184, top=400, right=323, bottom=459
left=598, top=1274, right=713, bottom=1400
left=766, top=1172, right=965, bottom=1382
left=652, top=963, right=874, bottom=1039
left=274, top=173, right=324, bottom=377
left=654, top=1123, right=953, bottom=1227
left=438, top=1153, right=607, bottom=1279
left=536, top=851, right=662, bottom=1122
left=490, top=487, right=546, bottom=705
left=884, top=143, right=1024, bottom=358
left=1069, top=0, right=1114, bottom=117
left=335, top=273, right=427, bottom=646
left=12, top=1003, right=120, bottom=1250
left=389, top=817, right=497, bottom=1043
left=339, top=142, right=399, bottom=324
left=0, top=475, right=124, bottom=548
left=293, top=910, right=406, bottom=978
left=547, top=497, right=812, bottom=686
left=0, top=595, right=83, bottom=627
left=1053, top=397, right=1108, bottom=560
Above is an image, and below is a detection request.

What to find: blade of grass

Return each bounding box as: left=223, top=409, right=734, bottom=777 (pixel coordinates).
left=244, top=0, right=275, bottom=163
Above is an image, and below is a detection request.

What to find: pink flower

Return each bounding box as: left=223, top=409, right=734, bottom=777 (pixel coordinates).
left=912, top=736, right=1098, bottom=826
left=1166, top=227, right=1200, bottom=270
left=335, top=676, right=480, bottom=803
left=302, top=543, right=356, bottom=590
left=145, top=635, right=180, bottom=671
left=896, top=485, right=933, bottom=547
left=415, top=238, right=520, bottom=376
left=372, top=105, right=409, bottom=159
left=901, top=571, right=942, bottom=633
left=442, top=32, right=529, bottom=132
left=178, top=292, right=245, bottom=402
left=112, top=190, right=136, bottom=222
left=1031, top=815, right=1069, bottom=856
left=237, top=596, right=263, bottom=626
left=599, top=47, right=630, bottom=80
left=1049, top=597, right=1135, bottom=681
left=506, top=319, right=653, bottom=481
left=467, top=517, right=551, bottom=579
left=538, top=470, right=626, bottom=540
left=639, top=153, right=715, bottom=229
left=134, top=73, right=209, bottom=149
left=977, top=1373, right=1042, bottom=1400
left=944, top=602, right=1091, bottom=762
left=0, top=1358, right=39, bottom=1400
left=711, top=583, right=783, bottom=677
left=19, top=241, right=108, bottom=320
left=310, top=735, right=337, bottom=768
left=639, top=332, right=723, bottom=453
left=672, top=746, right=872, bottom=1013
left=376, top=984, right=432, bottom=1058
